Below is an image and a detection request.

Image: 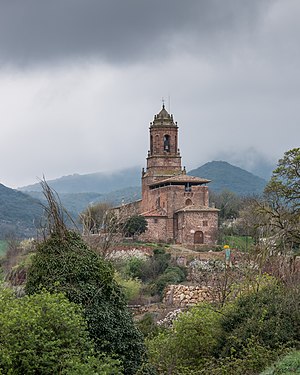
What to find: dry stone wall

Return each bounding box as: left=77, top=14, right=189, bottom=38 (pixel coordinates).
left=163, top=284, right=211, bottom=307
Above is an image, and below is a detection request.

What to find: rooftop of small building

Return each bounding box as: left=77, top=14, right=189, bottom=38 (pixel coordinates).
left=148, top=174, right=211, bottom=188
left=175, top=205, right=220, bottom=213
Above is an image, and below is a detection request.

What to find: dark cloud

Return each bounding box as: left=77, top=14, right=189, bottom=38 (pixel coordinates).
left=0, top=0, right=272, bottom=67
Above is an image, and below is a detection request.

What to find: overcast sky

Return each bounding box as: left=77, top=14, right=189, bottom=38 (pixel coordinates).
left=1, top=0, right=299, bottom=188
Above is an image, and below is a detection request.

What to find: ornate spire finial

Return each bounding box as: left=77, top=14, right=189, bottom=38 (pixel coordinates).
left=162, top=97, right=165, bottom=109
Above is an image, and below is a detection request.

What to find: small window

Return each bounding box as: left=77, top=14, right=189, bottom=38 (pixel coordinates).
left=156, top=197, right=161, bottom=207
left=185, top=199, right=192, bottom=206
left=185, top=183, right=192, bottom=192
left=203, top=220, right=208, bottom=226
left=154, top=218, right=158, bottom=224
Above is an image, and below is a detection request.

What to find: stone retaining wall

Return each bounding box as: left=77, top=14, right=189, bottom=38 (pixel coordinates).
left=163, top=284, right=211, bottom=307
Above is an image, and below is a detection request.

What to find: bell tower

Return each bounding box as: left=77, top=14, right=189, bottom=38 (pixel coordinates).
left=145, top=104, right=182, bottom=180
left=141, top=105, right=184, bottom=210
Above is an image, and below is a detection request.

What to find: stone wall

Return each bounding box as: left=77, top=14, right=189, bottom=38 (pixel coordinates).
left=163, top=284, right=211, bottom=307
left=176, top=210, right=218, bottom=245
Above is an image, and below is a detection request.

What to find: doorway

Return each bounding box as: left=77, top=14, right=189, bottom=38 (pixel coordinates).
left=194, top=231, right=204, bottom=244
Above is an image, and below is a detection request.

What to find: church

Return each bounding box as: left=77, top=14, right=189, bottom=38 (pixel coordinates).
left=120, top=105, right=219, bottom=246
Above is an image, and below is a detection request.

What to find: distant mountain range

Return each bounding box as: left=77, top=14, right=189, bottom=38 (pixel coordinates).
left=0, top=184, right=43, bottom=238
left=19, top=167, right=141, bottom=194
left=2, top=160, right=268, bottom=238
left=189, top=161, right=267, bottom=196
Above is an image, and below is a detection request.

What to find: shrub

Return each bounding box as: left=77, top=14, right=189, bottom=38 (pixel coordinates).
left=25, top=231, right=145, bottom=375
left=0, top=287, right=121, bottom=374
left=152, top=266, right=186, bottom=296
left=218, top=283, right=300, bottom=357
left=147, top=303, right=222, bottom=372
left=260, top=350, right=300, bottom=375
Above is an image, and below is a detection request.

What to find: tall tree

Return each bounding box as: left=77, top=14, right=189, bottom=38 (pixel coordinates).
left=25, top=181, right=145, bottom=375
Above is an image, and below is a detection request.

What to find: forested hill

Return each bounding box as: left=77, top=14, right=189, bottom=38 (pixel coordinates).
left=189, top=161, right=267, bottom=195
left=0, top=183, right=43, bottom=238
left=19, top=167, right=141, bottom=193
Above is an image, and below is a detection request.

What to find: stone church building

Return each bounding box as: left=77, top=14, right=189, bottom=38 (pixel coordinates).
left=120, top=105, right=218, bottom=246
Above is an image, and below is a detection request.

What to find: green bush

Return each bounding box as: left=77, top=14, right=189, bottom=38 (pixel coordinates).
left=114, top=271, right=142, bottom=302
left=25, top=231, right=145, bottom=375
left=218, top=284, right=300, bottom=357
left=147, top=303, right=222, bottom=372
left=0, top=287, right=121, bottom=374
left=152, top=266, right=186, bottom=295
left=260, top=351, right=300, bottom=375
left=124, top=255, right=147, bottom=279
left=137, top=313, right=160, bottom=338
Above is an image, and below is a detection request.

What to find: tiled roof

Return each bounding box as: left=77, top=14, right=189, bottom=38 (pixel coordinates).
left=149, top=174, right=210, bottom=187
left=141, top=207, right=167, bottom=217
left=175, top=205, right=219, bottom=213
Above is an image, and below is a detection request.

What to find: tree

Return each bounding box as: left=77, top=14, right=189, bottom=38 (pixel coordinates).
left=25, top=231, right=145, bottom=375
left=80, top=202, right=112, bottom=234
left=263, top=148, right=300, bottom=252
left=218, top=283, right=300, bottom=357
left=123, top=215, right=148, bottom=239
left=147, top=303, right=222, bottom=373
left=25, top=181, right=145, bottom=375
left=0, top=287, right=121, bottom=374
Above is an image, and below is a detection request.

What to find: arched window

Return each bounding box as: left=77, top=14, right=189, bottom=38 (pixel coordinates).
left=163, top=134, right=170, bottom=152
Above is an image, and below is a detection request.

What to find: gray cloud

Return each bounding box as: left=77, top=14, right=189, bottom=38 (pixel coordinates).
left=0, top=0, right=272, bottom=67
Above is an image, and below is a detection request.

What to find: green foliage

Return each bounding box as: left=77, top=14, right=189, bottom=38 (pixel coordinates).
left=25, top=231, right=145, bottom=375
left=210, top=189, right=243, bottom=220
left=124, top=255, right=147, bottom=279
left=218, top=284, right=300, bottom=356
left=137, top=313, right=159, bottom=338
left=123, top=215, right=148, bottom=238
left=265, top=148, right=300, bottom=210
left=80, top=201, right=112, bottom=234
left=0, top=184, right=43, bottom=238
left=114, top=271, right=142, bottom=302
left=147, top=303, right=222, bottom=372
left=140, top=248, right=171, bottom=282
left=261, top=350, right=300, bottom=375
left=262, top=148, right=300, bottom=252
left=151, top=266, right=186, bottom=296
left=223, top=235, right=254, bottom=252
left=0, top=241, right=7, bottom=256
left=0, top=287, right=121, bottom=374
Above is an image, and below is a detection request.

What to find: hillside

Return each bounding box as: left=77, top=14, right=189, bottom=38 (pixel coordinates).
left=189, top=161, right=267, bottom=195
left=19, top=166, right=141, bottom=193
left=0, top=183, right=43, bottom=238
left=27, top=186, right=141, bottom=216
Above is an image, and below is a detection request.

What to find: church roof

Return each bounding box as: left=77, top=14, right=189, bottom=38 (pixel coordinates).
left=175, top=205, right=220, bottom=213
left=151, top=104, right=176, bottom=127
left=157, top=105, right=170, bottom=119
left=141, top=207, right=167, bottom=217
left=149, top=174, right=210, bottom=188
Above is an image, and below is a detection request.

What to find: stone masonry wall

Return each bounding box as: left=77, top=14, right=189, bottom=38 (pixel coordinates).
left=163, top=284, right=211, bottom=307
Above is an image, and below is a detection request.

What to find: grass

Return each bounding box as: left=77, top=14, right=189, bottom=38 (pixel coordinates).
left=223, top=235, right=254, bottom=252
left=0, top=240, right=8, bottom=256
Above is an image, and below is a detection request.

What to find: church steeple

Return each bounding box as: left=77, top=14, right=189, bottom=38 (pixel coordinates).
left=145, top=105, right=182, bottom=179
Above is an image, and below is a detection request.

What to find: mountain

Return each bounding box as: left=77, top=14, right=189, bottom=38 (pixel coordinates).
left=27, top=186, right=141, bottom=216
left=19, top=161, right=267, bottom=220
left=19, top=166, right=141, bottom=193
left=0, top=183, right=43, bottom=238
left=188, top=161, right=267, bottom=195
